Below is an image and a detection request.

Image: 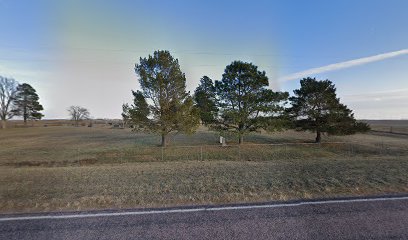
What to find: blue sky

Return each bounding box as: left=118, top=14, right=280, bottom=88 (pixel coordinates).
left=0, top=0, right=407, bottom=119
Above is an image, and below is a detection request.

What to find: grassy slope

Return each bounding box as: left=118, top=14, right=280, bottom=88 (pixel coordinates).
left=0, top=126, right=407, bottom=213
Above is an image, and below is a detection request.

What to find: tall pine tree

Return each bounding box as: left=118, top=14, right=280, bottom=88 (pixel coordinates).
left=288, top=77, right=370, bottom=143
left=12, top=83, right=44, bottom=125
left=214, top=61, right=288, bottom=144
left=123, top=50, right=199, bottom=147
left=194, top=76, right=218, bottom=125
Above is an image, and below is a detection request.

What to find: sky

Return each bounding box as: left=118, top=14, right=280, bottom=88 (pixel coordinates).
left=0, top=0, right=407, bottom=119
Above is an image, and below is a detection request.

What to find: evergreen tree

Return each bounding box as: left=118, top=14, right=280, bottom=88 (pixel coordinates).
left=12, top=83, right=44, bottom=125
left=194, top=76, right=218, bottom=125
left=288, top=77, right=370, bottom=143
left=214, top=61, right=288, bottom=144
left=122, top=90, right=150, bottom=129
left=123, top=50, right=199, bottom=147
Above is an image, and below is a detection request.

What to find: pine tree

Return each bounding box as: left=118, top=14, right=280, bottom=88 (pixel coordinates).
left=123, top=50, right=199, bottom=147
left=12, top=83, right=44, bottom=125
left=288, top=77, right=370, bottom=143
left=214, top=61, right=288, bottom=144
left=194, top=76, right=218, bottom=125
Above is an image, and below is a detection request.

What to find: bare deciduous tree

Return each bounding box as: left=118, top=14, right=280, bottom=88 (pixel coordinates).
left=68, top=106, right=90, bottom=126
left=0, top=76, right=19, bottom=129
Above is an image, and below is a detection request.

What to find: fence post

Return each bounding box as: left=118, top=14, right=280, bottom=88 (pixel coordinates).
left=200, top=146, right=203, bottom=161
left=161, top=147, right=164, bottom=161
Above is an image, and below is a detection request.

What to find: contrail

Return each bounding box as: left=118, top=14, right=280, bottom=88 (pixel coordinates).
left=278, top=49, right=408, bottom=82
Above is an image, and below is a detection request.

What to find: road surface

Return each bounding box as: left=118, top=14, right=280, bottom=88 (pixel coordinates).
left=1, top=195, right=408, bottom=240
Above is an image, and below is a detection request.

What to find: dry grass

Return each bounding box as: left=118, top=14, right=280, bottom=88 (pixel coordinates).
left=0, top=124, right=408, bottom=213
left=363, top=120, right=408, bottom=134
left=1, top=158, right=407, bottom=213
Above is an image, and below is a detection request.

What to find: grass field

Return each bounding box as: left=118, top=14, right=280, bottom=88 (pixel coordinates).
left=1, top=123, right=408, bottom=213
left=363, top=120, right=408, bottom=134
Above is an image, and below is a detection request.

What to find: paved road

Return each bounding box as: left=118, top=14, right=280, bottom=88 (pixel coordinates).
left=1, top=196, right=408, bottom=240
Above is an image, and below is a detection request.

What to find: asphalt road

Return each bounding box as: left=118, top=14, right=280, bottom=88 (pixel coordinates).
left=1, top=196, right=408, bottom=240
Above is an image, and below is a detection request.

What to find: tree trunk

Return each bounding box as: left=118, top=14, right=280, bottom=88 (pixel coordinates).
left=315, top=130, right=321, bottom=143
left=161, top=133, right=168, bottom=147
left=239, top=134, right=244, bottom=145
left=1, top=119, right=6, bottom=129
left=23, top=108, right=27, bottom=126
left=23, top=106, right=28, bottom=127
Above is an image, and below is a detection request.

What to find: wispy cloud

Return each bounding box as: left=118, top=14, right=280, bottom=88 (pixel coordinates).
left=278, top=49, right=408, bottom=82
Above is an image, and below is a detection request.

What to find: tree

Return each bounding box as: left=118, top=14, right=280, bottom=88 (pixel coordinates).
left=194, top=76, right=218, bottom=125
left=288, top=77, right=370, bottom=143
left=122, top=90, right=150, bottom=128
left=12, top=83, right=44, bottom=125
left=123, top=50, right=199, bottom=147
left=214, top=61, right=289, bottom=144
left=68, top=106, right=90, bottom=126
left=0, top=76, right=18, bottom=129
